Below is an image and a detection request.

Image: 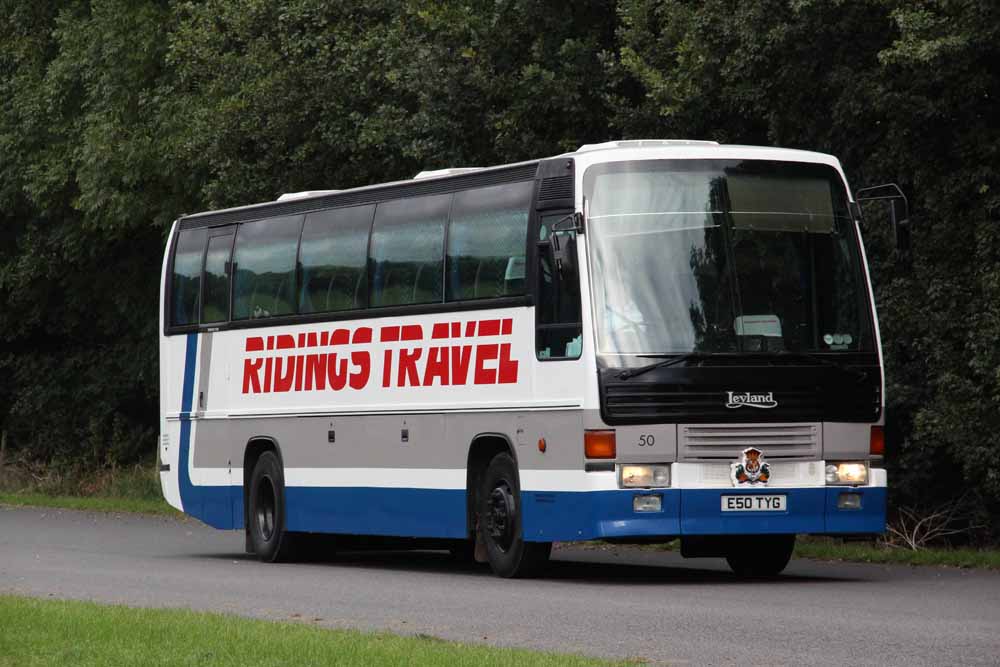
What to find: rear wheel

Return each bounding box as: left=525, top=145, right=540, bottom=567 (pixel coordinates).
left=478, top=453, right=551, bottom=578
left=248, top=451, right=298, bottom=562
left=725, top=535, right=795, bottom=577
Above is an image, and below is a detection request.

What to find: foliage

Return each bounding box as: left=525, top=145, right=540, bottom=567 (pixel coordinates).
left=1, top=1, right=998, bottom=536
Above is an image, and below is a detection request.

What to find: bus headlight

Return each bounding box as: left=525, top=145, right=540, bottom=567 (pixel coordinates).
left=825, top=462, right=869, bottom=485
left=619, top=464, right=670, bottom=488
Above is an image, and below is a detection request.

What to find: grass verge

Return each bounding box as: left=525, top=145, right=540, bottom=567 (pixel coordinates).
left=0, top=462, right=177, bottom=516
left=793, top=537, right=1000, bottom=570
left=0, top=492, right=175, bottom=515
left=572, top=538, right=1000, bottom=570
left=0, top=595, right=624, bottom=667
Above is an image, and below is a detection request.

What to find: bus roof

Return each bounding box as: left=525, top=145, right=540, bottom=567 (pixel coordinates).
left=179, top=140, right=845, bottom=229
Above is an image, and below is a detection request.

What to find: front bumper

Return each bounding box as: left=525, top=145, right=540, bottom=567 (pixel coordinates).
left=521, top=485, right=886, bottom=542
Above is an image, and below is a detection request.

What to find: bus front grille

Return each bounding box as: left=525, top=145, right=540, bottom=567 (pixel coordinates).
left=679, top=423, right=821, bottom=462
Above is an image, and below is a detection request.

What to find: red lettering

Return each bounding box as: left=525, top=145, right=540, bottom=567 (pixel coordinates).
left=276, top=334, right=294, bottom=350
left=331, top=328, right=350, bottom=346
left=382, top=350, right=393, bottom=388
left=401, top=324, right=422, bottom=341
left=475, top=344, right=499, bottom=384
left=327, top=353, right=348, bottom=390
left=432, top=323, right=449, bottom=339
left=305, top=353, right=326, bottom=390
left=498, top=343, right=518, bottom=384
left=350, top=351, right=370, bottom=389
left=450, top=345, right=472, bottom=385
left=246, top=336, right=264, bottom=352
left=501, top=318, right=512, bottom=335
left=479, top=319, right=501, bottom=336
left=423, top=347, right=450, bottom=386
left=242, top=358, right=263, bottom=393
left=294, top=355, right=305, bottom=391
left=264, top=357, right=273, bottom=392
left=397, top=348, right=422, bottom=387
left=381, top=326, right=400, bottom=342
left=451, top=322, right=461, bottom=338
left=352, top=327, right=373, bottom=344
left=274, top=356, right=295, bottom=392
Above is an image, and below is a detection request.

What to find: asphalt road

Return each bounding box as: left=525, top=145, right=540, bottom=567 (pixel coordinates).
left=1, top=506, right=998, bottom=666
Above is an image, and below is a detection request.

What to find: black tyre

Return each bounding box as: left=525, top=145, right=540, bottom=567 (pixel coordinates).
left=248, top=451, right=297, bottom=563
left=725, top=535, right=795, bottom=577
left=478, top=453, right=551, bottom=578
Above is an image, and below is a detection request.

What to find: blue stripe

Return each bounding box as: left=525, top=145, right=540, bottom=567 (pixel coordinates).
left=177, top=333, right=234, bottom=529
left=180, top=333, right=198, bottom=415
left=285, top=487, right=467, bottom=538
left=179, top=484, right=885, bottom=540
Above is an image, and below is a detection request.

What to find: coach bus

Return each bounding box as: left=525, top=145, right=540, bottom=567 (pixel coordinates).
left=159, top=140, right=888, bottom=577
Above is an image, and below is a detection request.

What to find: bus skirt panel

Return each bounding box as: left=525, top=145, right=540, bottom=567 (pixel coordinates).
left=520, top=486, right=887, bottom=542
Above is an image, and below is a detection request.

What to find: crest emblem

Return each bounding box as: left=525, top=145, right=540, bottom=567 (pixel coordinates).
left=730, top=447, right=771, bottom=486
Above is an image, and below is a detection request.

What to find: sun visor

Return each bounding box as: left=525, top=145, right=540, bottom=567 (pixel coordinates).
left=727, top=174, right=835, bottom=232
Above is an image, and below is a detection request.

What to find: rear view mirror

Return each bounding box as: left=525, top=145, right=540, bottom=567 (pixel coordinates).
left=855, top=183, right=910, bottom=254
left=547, top=212, right=583, bottom=277
left=550, top=231, right=576, bottom=276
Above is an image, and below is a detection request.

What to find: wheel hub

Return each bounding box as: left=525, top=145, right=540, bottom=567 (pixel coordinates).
left=255, top=476, right=276, bottom=541
left=487, top=482, right=515, bottom=552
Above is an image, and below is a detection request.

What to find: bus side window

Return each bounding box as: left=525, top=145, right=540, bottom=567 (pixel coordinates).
left=232, top=215, right=303, bottom=320
left=535, top=214, right=582, bottom=360
left=369, top=194, right=451, bottom=308
left=446, top=181, right=532, bottom=301
left=299, top=205, right=374, bottom=313
left=202, top=230, right=235, bottom=324
left=170, top=227, right=208, bottom=327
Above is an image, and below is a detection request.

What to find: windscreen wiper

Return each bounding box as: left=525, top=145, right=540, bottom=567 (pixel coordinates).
left=771, top=350, right=867, bottom=382
left=617, top=353, right=716, bottom=380
left=615, top=350, right=869, bottom=382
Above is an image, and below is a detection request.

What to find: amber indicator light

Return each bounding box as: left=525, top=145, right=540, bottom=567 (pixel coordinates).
left=584, top=430, right=616, bottom=459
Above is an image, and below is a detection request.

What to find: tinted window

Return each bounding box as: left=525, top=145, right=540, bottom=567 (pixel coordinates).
left=299, top=205, right=373, bottom=314
left=202, top=231, right=234, bottom=324
left=369, top=194, right=450, bottom=307
left=446, top=181, right=532, bottom=301
left=232, top=215, right=303, bottom=320
left=170, top=227, right=207, bottom=326
left=536, top=214, right=582, bottom=359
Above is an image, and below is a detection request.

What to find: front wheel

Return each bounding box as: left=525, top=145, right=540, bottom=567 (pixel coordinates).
left=725, top=535, right=795, bottom=577
left=248, top=451, right=298, bottom=562
left=478, top=453, right=551, bottom=578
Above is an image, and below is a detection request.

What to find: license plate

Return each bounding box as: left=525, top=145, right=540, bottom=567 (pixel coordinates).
left=721, top=494, right=786, bottom=512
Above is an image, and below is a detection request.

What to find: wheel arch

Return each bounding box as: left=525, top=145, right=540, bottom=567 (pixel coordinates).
left=465, top=433, right=518, bottom=537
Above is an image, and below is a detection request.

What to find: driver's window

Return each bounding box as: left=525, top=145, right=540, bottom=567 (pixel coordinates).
left=535, top=213, right=582, bottom=360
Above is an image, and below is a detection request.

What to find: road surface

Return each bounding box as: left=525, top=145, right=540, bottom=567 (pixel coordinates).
left=1, top=505, right=998, bottom=665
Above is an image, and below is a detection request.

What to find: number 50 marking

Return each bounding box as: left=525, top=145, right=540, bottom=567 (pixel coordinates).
left=638, top=434, right=655, bottom=447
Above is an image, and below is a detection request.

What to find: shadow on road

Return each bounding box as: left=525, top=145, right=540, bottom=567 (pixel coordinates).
left=196, top=544, right=859, bottom=586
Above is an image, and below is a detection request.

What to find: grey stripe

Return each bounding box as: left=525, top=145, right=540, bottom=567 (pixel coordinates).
left=191, top=409, right=588, bottom=471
